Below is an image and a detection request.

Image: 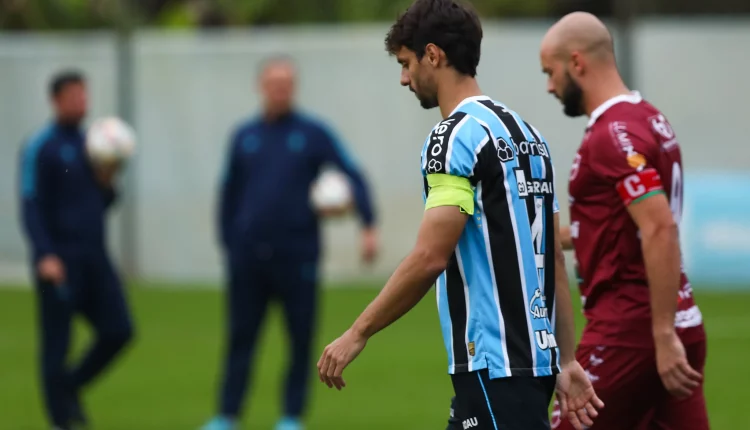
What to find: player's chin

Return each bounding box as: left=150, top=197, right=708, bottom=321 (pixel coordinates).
left=417, top=95, right=438, bottom=110
left=563, top=106, right=585, bottom=118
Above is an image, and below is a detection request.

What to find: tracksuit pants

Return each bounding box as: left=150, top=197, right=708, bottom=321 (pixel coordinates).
left=218, top=251, right=319, bottom=419
left=35, top=250, right=134, bottom=428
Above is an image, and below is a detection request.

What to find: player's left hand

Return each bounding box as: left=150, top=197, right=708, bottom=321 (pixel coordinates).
left=556, top=361, right=605, bottom=430
left=360, top=227, right=378, bottom=264
left=317, top=328, right=368, bottom=390
left=93, top=159, right=122, bottom=188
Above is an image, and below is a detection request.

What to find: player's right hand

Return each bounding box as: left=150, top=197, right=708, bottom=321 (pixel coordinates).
left=317, top=328, right=368, bottom=390
left=655, top=331, right=702, bottom=398
left=37, top=255, right=66, bottom=286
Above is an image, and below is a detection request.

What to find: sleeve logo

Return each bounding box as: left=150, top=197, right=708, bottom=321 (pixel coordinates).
left=426, top=158, right=443, bottom=173
left=626, top=152, right=647, bottom=171
left=650, top=114, right=675, bottom=140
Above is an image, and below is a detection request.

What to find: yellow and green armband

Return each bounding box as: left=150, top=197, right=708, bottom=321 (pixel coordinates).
left=425, top=173, right=475, bottom=215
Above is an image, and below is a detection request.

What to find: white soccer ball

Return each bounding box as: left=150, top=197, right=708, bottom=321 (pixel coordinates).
left=310, top=169, right=353, bottom=215
left=85, top=116, right=137, bottom=165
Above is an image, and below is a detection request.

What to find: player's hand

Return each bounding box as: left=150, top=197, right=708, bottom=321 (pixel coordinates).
left=360, top=227, right=378, bottom=264
left=317, top=328, right=368, bottom=390
left=556, top=361, right=604, bottom=430
left=37, top=254, right=66, bottom=286
left=655, top=330, right=702, bottom=398
left=93, top=159, right=122, bottom=188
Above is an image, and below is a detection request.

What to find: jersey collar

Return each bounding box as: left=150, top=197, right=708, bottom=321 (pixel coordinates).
left=587, top=91, right=643, bottom=128
left=449, top=95, right=492, bottom=117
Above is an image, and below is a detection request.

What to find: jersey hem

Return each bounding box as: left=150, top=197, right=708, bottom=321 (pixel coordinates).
left=448, top=360, right=561, bottom=379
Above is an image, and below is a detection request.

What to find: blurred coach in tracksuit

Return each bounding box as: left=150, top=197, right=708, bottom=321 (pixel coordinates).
left=201, top=57, right=378, bottom=430
left=19, top=70, right=134, bottom=430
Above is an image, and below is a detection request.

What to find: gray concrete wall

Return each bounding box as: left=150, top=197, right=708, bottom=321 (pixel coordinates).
left=1, top=19, right=748, bottom=286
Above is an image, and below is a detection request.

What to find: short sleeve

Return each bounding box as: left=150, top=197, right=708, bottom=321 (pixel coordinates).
left=590, top=120, right=665, bottom=206
left=421, top=113, right=489, bottom=179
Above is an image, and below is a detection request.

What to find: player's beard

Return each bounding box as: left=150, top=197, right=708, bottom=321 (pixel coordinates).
left=411, top=75, right=439, bottom=110
left=561, top=72, right=585, bottom=117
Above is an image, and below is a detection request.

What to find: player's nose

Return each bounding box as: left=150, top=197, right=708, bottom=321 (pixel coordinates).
left=400, top=70, right=410, bottom=87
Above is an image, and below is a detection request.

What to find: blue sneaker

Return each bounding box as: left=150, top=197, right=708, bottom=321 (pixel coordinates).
left=200, top=416, right=237, bottom=430
left=274, top=417, right=303, bottom=430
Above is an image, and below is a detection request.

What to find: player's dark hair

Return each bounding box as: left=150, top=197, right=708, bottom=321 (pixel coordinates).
left=49, top=70, right=85, bottom=98
left=385, top=0, right=483, bottom=77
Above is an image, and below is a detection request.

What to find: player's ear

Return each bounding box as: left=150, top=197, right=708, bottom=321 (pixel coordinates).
left=424, top=44, right=441, bottom=67
left=570, top=51, right=585, bottom=76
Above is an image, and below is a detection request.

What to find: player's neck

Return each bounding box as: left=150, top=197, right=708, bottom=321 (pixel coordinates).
left=438, top=76, right=483, bottom=119
left=583, top=71, right=631, bottom=117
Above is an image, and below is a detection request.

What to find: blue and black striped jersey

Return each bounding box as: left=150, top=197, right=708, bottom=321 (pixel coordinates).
left=420, top=96, right=561, bottom=379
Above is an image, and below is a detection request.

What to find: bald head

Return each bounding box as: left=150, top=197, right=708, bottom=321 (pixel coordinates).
left=541, top=12, right=615, bottom=63
left=258, top=57, right=296, bottom=118
left=539, top=12, right=630, bottom=119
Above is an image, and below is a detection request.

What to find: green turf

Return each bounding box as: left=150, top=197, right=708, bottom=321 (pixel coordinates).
left=0, top=284, right=748, bottom=429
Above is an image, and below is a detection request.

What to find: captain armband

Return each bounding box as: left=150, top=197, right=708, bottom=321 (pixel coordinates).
left=424, top=174, right=475, bottom=215
left=615, top=168, right=665, bottom=206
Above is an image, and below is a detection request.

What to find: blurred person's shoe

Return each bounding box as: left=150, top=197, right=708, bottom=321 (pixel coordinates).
left=274, top=417, right=303, bottom=430
left=68, top=390, right=89, bottom=429
left=200, top=416, right=237, bottom=430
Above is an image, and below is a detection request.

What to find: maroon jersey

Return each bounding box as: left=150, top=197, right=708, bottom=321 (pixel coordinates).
left=568, top=92, right=705, bottom=348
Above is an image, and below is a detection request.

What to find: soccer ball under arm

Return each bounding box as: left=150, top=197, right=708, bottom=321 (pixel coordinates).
left=310, top=169, right=353, bottom=217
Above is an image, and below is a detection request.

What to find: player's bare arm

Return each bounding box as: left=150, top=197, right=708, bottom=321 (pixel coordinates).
left=559, top=224, right=574, bottom=250
left=317, top=199, right=468, bottom=390
left=627, top=192, right=702, bottom=398
left=552, top=213, right=604, bottom=429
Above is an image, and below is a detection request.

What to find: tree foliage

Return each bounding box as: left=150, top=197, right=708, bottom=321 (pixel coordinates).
left=0, top=0, right=554, bottom=30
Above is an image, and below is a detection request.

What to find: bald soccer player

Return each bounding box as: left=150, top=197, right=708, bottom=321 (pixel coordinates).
left=540, top=13, right=709, bottom=430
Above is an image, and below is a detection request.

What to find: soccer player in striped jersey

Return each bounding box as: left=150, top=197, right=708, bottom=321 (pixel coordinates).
left=317, top=1, right=602, bottom=429
left=540, top=12, right=708, bottom=430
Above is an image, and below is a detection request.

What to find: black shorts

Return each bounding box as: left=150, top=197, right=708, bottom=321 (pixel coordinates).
left=446, top=370, right=556, bottom=430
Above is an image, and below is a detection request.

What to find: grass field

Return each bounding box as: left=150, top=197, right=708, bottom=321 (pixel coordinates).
left=0, top=283, right=748, bottom=430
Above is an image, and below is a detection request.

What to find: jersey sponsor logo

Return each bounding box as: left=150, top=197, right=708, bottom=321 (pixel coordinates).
left=529, top=288, right=548, bottom=319
left=615, top=168, right=663, bottom=205
left=610, top=121, right=647, bottom=171
left=569, top=153, right=582, bottom=181
left=463, top=417, right=479, bottom=429
left=429, top=118, right=456, bottom=157
left=535, top=329, right=557, bottom=350
left=512, top=138, right=549, bottom=158
left=570, top=221, right=580, bottom=239
left=496, top=137, right=515, bottom=162
left=515, top=168, right=554, bottom=197
left=425, top=117, right=458, bottom=173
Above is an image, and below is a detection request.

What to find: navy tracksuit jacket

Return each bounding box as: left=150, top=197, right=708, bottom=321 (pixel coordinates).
left=216, top=110, right=375, bottom=418
left=19, top=121, right=133, bottom=428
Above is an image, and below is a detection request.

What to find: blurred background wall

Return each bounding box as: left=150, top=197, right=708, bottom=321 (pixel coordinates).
left=1, top=0, right=748, bottom=288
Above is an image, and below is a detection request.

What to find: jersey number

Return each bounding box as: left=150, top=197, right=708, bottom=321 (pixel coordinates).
left=530, top=196, right=545, bottom=285
left=670, top=162, right=682, bottom=225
